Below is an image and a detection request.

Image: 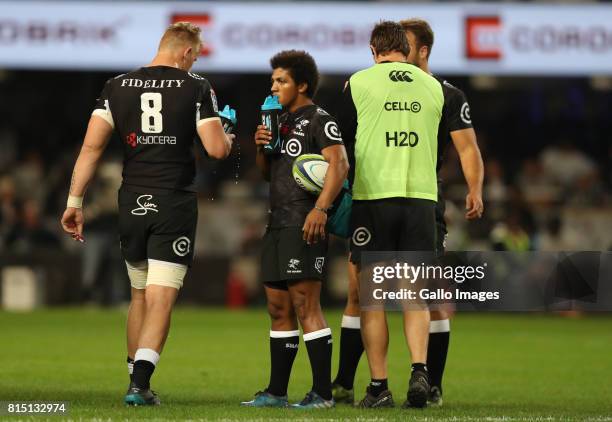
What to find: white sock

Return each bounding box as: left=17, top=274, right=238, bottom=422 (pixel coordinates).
left=341, top=315, right=361, bottom=330
left=127, top=362, right=134, bottom=375
left=303, top=327, right=332, bottom=342
left=134, top=348, right=160, bottom=366
left=429, top=319, right=450, bottom=333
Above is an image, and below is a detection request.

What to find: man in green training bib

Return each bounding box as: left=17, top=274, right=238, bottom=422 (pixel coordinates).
left=338, top=21, right=443, bottom=409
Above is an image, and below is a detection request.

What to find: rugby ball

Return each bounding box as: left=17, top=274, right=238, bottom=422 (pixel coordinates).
left=292, top=154, right=328, bottom=194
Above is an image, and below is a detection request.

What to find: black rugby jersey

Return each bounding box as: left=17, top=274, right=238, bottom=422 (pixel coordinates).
left=92, top=66, right=219, bottom=193
left=436, top=77, right=473, bottom=173
left=268, top=104, right=344, bottom=228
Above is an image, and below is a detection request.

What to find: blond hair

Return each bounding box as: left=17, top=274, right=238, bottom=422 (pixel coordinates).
left=159, top=22, right=202, bottom=51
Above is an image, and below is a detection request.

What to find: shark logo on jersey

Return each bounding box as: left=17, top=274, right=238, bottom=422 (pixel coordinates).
left=295, top=119, right=310, bottom=131
left=287, top=258, right=302, bottom=274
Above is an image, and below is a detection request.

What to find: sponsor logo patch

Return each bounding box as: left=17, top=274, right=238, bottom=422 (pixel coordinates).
left=287, top=258, right=302, bottom=274
left=283, top=139, right=302, bottom=157
left=388, top=70, right=413, bottom=82
left=315, top=257, right=325, bottom=274
left=172, top=236, right=191, bottom=257
left=131, top=195, right=158, bottom=216
left=460, top=102, right=472, bottom=124
left=352, top=227, right=372, bottom=246
left=324, top=121, right=342, bottom=142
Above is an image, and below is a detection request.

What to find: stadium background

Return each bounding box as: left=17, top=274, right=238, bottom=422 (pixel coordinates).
left=0, top=1, right=611, bottom=419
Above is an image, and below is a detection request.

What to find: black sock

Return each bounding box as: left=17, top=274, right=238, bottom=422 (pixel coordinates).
left=266, top=331, right=299, bottom=397
left=304, top=329, right=333, bottom=401
left=369, top=378, right=388, bottom=396
left=427, top=329, right=450, bottom=393
left=127, top=356, right=135, bottom=383
left=132, top=360, right=155, bottom=390
left=333, top=323, right=363, bottom=390
left=411, top=362, right=428, bottom=374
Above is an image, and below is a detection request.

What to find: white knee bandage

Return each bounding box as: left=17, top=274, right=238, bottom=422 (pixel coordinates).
left=126, top=260, right=148, bottom=290
left=146, top=259, right=188, bottom=290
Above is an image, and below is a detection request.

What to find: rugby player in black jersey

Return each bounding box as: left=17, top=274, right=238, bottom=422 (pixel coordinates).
left=400, top=18, right=484, bottom=406
left=332, top=18, right=484, bottom=407
left=60, top=22, right=234, bottom=406
left=241, top=50, right=349, bottom=409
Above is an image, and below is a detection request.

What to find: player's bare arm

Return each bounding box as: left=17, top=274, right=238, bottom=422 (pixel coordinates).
left=450, top=127, right=484, bottom=219
left=254, top=124, right=271, bottom=181
left=197, top=118, right=234, bottom=159
left=302, top=144, right=349, bottom=244
left=60, top=115, right=113, bottom=238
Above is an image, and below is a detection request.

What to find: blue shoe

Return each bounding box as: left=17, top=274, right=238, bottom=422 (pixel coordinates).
left=292, top=391, right=335, bottom=409
left=124, top=385, right=160, bottom=406
left=241, top=390, right=288, bottom=407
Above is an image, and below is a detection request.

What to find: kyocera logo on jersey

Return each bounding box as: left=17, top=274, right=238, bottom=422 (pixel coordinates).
left=126, top=132, right=137, bottom=148
left=171, top=14, right=213, bottom=57
left=280, top=124, right=291, bottom=136
left=125, top=132, right=176, bottom=148
left=465, top=16, right=502, bottom=60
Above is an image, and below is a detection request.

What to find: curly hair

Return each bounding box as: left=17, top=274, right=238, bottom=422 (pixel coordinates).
left=270, top=50, right=320, bottom=98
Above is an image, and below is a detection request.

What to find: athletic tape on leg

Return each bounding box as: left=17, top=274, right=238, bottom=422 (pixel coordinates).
left=126, top=260, right=148, bottom=290
left=146, top=259, right=187, bottom=290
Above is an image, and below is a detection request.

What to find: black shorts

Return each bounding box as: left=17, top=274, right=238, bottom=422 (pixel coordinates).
left=261, top=227, right=328, bottom=290
left=349, top=197, right=436, bottom=265
left=118, top=187, right=197, bottom=265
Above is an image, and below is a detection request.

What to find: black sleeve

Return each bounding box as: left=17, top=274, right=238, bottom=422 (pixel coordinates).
left=337, top=80, right=357, bottom=186
left=312, top=109, right=344, bottom=151
left=444, top=86, right=473, bottom=132
left=196, top=79, right=220, bottom=125
left=92, top=78, right=114, bottom=128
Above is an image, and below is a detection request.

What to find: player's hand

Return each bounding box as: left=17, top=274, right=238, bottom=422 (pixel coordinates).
left=60, top=207, right=85, bottom=242
left=303, top=208, right=327, bottom=244
left=226, top=133, right=235, bottom=149
left=465, top=191, right=484, bottom=220
left=254, top=125, right=271, bottom=147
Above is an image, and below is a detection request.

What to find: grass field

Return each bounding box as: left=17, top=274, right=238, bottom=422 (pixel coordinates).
left=1, top=308, right=611, bottom=421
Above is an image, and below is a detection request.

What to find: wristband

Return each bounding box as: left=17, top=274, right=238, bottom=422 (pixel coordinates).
left=314, top=205, right=328, bottom=214
left=67, top=195, right=83, bottom=209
